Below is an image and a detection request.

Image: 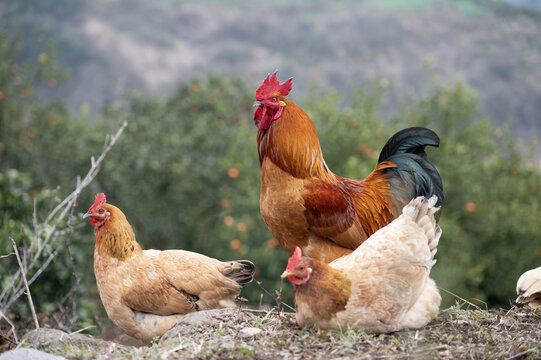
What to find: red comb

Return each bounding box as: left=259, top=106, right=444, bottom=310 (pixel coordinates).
left=89, top=193, right=106, bottom=211
left=255, top=71, right=292, bottom=100
left=286, top=246, right=303, bottom=270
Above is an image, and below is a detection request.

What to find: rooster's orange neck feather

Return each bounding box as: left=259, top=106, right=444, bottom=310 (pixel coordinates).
left=257, top=99, right=335, bottom=181
left=94, top=205, right=142, bottom=260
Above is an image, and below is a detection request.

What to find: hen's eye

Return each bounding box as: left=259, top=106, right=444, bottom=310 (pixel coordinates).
left=272, top=97, right=277, bottom=102
left=98, top=209, right=104, bottom=213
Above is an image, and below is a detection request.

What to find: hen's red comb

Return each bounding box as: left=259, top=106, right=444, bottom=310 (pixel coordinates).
left=286, top=246, right=303, bottom=270
left=255, top=71, right=292, bottom=100
left=89, top=193, right=106, bottom=211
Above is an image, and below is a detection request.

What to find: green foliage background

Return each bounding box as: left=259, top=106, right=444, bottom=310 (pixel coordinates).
left=1, top=24, right=540, bottom=332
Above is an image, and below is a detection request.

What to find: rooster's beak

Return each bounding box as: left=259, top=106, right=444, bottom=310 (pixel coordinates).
left=82, top=211, right=92, bottom=219
left=253, top=100, right=263, bottom=107
left=281, top=270, right=293, bottom=279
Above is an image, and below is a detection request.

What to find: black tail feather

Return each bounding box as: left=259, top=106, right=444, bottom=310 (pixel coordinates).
left=224, top=260, right=255, bottom=286
left=378, top=127, right=444, bottom=207
left=378, top=127, right=440, bottom=163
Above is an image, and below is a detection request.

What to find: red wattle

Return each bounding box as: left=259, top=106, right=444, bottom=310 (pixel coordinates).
left=288, top=274, right=310, bottom=285
left=253, top=106, right=263, bottom=126
left=255, top=106, right=273, bottom=130
left=272, top=107, right=284, bottom=121
left=254, top=105, right=284, bottom=131
left=89, top=216, right=107, bottom=228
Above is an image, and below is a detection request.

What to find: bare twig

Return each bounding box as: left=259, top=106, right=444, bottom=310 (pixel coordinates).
left=0, top=121, right=128, bottom=314
left=276, top=277, right=284, bottom=313
left=438, top=286, right=482, bottom=311
left=32, top=197, right=39, bottom=249
left=10, top=237, right=39, bottom=329
left=40, top=121, right=127, bottom=226
left=254, top=279, right=279, bottom=305
left=0, top=253, right=14, bottom=259
left=69, top=325, right=96, bottom=335
left=0, top=310, right=18, bottom=344
left=253, top=278, right=294, bottom=313
left=0, top=332, right=17, bottom=346
left=3, top=248, right=59, bottom=312
left=507, top=348, right=535, bottom=360
left=54, top=181, right=82, bottom=329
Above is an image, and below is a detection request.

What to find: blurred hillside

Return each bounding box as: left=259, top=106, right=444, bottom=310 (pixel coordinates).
left=1, top=0, right=540, bottom=154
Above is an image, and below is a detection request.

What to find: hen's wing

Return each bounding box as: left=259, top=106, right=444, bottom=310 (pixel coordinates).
left=332, top=196, right=441, bottom=312
left=121, top=250, right=252, bottom=315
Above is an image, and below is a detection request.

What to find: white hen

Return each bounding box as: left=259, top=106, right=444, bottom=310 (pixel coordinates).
left=516, top=266, right=541, bottom=309
left=282, top=195, right=442, bottom=332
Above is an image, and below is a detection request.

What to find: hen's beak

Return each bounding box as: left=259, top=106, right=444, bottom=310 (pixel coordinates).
left=281, top=270, right=293, bottom=279
left=253, top=100, right=263, bottom=107
left=516, top=288, right=527, bottom=303
left=82, top=211, right=92, bottom=219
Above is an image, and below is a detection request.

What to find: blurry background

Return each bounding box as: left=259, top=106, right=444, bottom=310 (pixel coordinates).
left=1, top=0, right=540, bottom=337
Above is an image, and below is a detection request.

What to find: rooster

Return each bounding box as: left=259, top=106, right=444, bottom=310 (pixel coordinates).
left=84, top=193, right=255, bottom=343
left=281, top=196, right=442, bottom=332
left=516, top=266, right=541, bottom=309
left=254, top=72, right=443, bottom=263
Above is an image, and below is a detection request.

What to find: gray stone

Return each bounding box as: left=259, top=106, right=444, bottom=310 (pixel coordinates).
left=0, top=348, right=66, bottom=360
left=21, top=328, right=129, bottom=357
left=239, top=327, right=262, bottom=337
left=160, top=308, right=240, bottom=346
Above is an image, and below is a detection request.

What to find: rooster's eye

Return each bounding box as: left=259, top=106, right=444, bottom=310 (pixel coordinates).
left=98, top=209, right=104, bottom=213
left=272, top=97, right=277, bottom=102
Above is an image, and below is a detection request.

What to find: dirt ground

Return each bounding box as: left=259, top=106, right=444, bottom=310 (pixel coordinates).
left=3, top=305, right=541, bottom=359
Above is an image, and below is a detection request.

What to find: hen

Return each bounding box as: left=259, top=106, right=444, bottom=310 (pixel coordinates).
left=254, top=72, right=443, bottom=263
left=516, top=266, right=541, bottom=309
left=281, top=196, right=441, bottom=332
left=84, top=193, right=255, bottom=343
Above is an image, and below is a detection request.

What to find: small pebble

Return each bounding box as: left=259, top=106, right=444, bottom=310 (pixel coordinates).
left=239, top=327, right=262, bottom=337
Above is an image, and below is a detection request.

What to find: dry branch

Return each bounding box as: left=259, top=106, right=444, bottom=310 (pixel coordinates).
left=0, top=121, right=128, bottom=316
left=0, top=310, right=18, bottom=344
left=10, top=237, right=39, bottom=329
left=54, top=181, right=82, bottom=329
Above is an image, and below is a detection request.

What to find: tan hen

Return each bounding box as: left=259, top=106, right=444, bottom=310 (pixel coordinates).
left=85, top=193, right=255, bottom=343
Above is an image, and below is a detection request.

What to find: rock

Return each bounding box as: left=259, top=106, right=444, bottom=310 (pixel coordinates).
left=160, top=308, right=241, bottom=346
left=24, top=328, right=105, bottom=349
left=239, top=327, right=262, bottom=337
left=176, top=309, right=222, bottom=327
left=0, top=348, right=66, bottom=360
left=21, top=328, right=130, bottom=357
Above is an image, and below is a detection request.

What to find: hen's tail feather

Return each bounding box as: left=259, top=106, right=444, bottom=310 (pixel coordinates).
left=378, top=127, right=444, bottom=207
left=402, top=196, right=442, bottom=267
left=223, top=260, right=256, bottom=286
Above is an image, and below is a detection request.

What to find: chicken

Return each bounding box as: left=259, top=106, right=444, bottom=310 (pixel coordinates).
left=254, top=72, right=443, bottom=263
left=516, top=266, right=541, bottom=309
left=84, top=193, right=255, bottom=343
left=281, top=195, right=441, bottom=332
